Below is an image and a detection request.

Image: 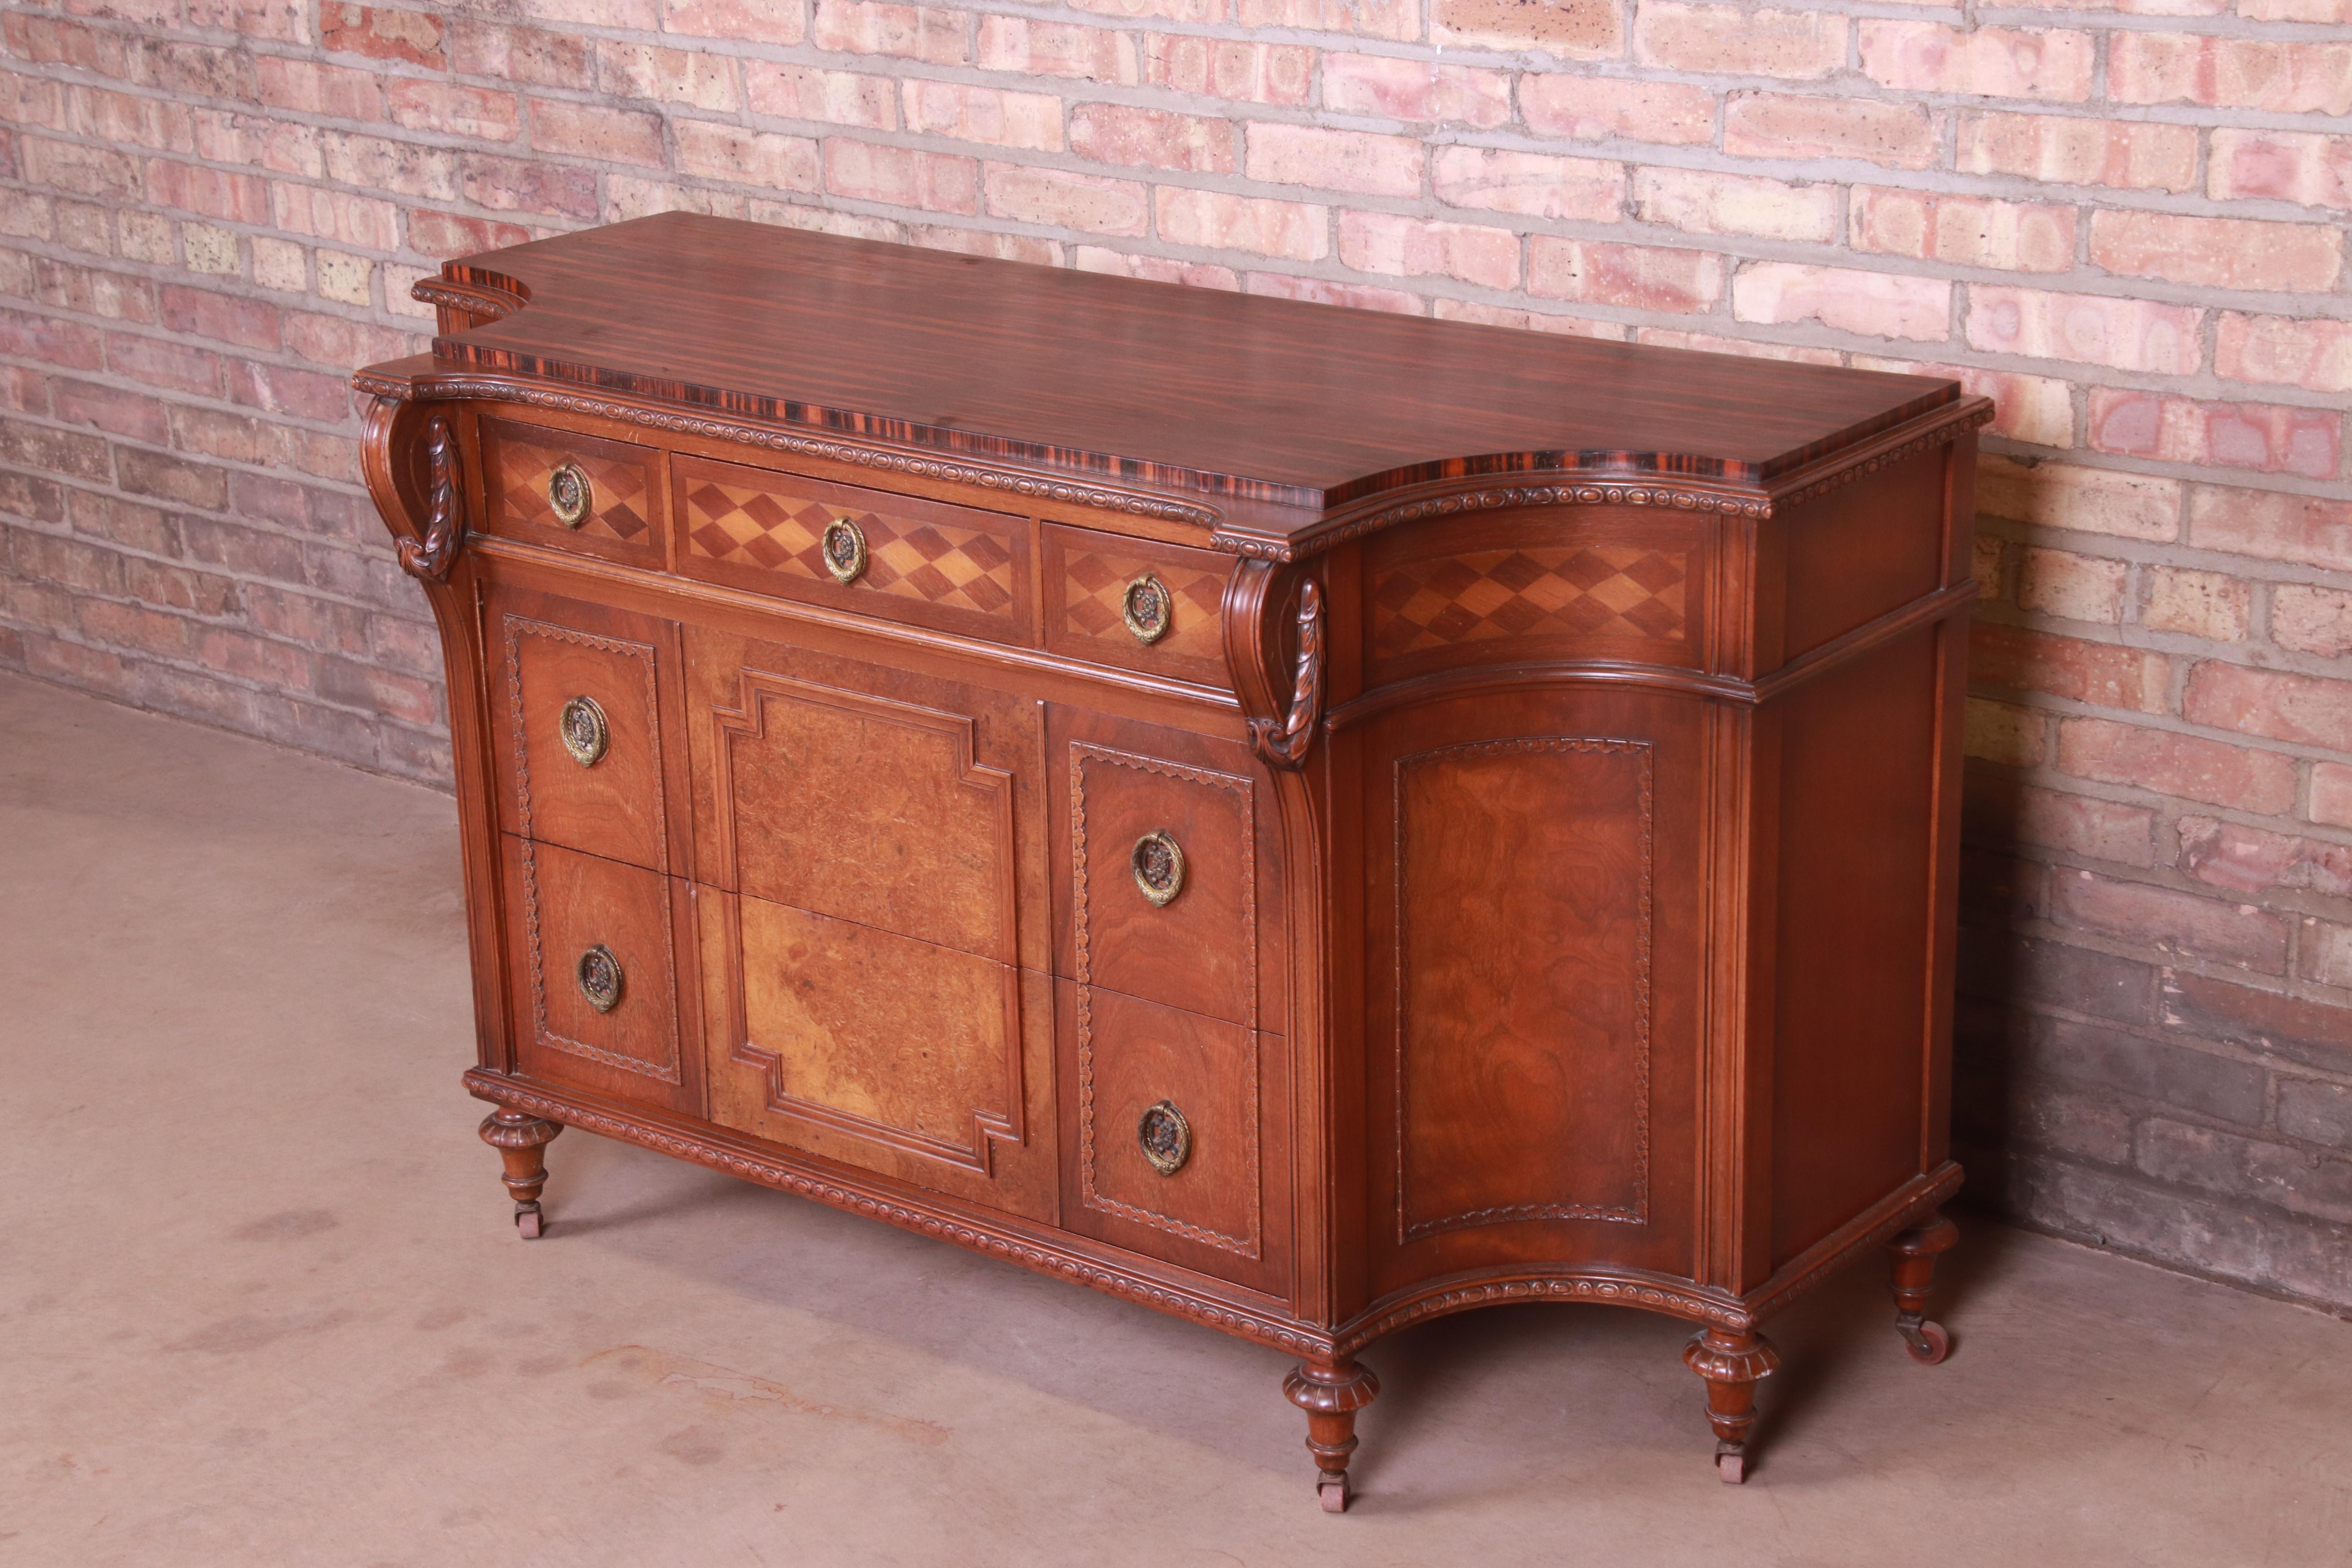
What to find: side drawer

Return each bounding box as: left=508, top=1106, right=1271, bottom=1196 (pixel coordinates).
left=1058, top=980, right=1290, bottom=1296
left=487, top=583, right=689, bottom=878
left=479, top=414, right=664, bottom=570
left=500, top=835, right=698, bottom=1115
left=1041, top=523, right=1232, bottom=687
left=673, top=454, right=1033, bottom=645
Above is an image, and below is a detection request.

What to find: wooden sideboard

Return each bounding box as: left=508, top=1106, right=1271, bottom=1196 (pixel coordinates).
left=358, top=212, right=1988, bottom=1507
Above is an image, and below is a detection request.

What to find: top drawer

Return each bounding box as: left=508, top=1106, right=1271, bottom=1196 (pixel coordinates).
left=479, top=416, right=664, bottom=571
left=673, top=454, right=1033, bottom=645
left=1041, top=523, right=1232, bottom=688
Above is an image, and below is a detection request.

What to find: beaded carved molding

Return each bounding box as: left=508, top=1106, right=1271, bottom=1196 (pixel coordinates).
left=1070, top=741, right=1262, bottom=1258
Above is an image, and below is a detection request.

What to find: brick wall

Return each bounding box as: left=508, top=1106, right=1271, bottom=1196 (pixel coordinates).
left=2, top=0, right=2347, bottom=1309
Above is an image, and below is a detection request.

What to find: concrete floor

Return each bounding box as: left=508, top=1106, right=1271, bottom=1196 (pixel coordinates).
left=3, top=670, right=2349, bottom=1568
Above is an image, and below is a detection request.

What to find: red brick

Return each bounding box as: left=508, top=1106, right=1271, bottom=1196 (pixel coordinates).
left=2142, top=567, right=2250, bottom=644
left=2058, top=717, right=2298, bottom=814
left=1965, top=697, right=2047, bottom=768
left=1972, top=623, right=2169, bottom=713
left=2185, top=485, right=2352, bottom=573
left=1640, top=168, right=1836, bottom=243
left=2053, top=870, right=2287, bottom=974
left=1138, top=34, right=1307, bottom=102
left=53, top=379, right=168, bottom=445
left=192, top=111, right=324, bottom=178
left=1958, top=111, right=2198, bottom=193
left=272, top=183, right=399, bottom=250
left=2090, top=392, right=2339, bottom=481
left=2163, top=971, right=2352, bottom=1073
left=821, top=0, right=970, bottom=64
left=1851, top=359, right=2072, bottom=448
left=105, top=332, right=223, bottom=397
left=1965, top=775, right=2158, bottom=866
left=1861, top=22, right=2094, bottom=102
left=2273, top=586, right=2352, bottom=659
left=282, top=309, right=416, bottom=368
left=1635, top=4, right=1844, bottom=79
left=20, top=136, right=139, bottom=199
left=529, top=100, right=665, bottom=167
left=171, top=405, right=272, bottom=464
left=1530, top=239, right=1722, bottom=314
left=2208, top=129, right=2352, bottom=211
left=676, top=123, right=822, bottom=191
left=319, top=5, right=442, bottom=68
left=2091, top=209, right=2342, bottom=294
left=2111, top=34, right=2352, bottom=116
left=1073, top=247, right=1239, bottom=290
left=1431, top=147, right=1625, bottom=223
left=1724, top=93, right=1939, bottom=171
left=2179, top=817, right=2352, bottom=900
left=1154, top=188, right=1324, bottom=261
left=2313, top=764, right=2352, bottom=829
left=185, top=0, right=309, bottom=42
left=228, top=360, right=352, bottom=422
left=1732, top=261, right=1950, bottom=342
left=1245, top=124, right=1423, bottom=198
left=981, top=163, right=1147, bottom=235
left=1322, top=53, right=1509, bottom=129
left=600, top=42, right=739, bottom=111
left=662, top=0, right=806, bottom=44
left=159, top=286, right=281, bottom=351
left=0, top=365, right=46, bottom=416
left=1852, top=188, right=2074, bottom=273
left=387, top=80, right=520, bottom=141
left=321, top=132, right=455, bottom=201
left=904, top=82, right=1063, bottom=152
left=1431, top=0, right=1620, bottom=55
left=1337, top=211, right=1518, bottom=290
left=0, top=418, right=112, bottom=482
left=1236, top=0, right=1415, bottom=37
left=2019, top=547, right=2129, bottom=623
left=69, top=85, right=193, bottom=152
left=1069, top=104, right=1230, bottom=174
left=980, top=18, right=1134, bottom=81
left=406, top=211, right=531, bottom=260
left=1243, top=273, right=1425, bottom=315
left=1967, top=289, right=2200, bottom=375
left=448, top=22, right=591, bottom=90
left=2183, top=662, right=2352, bottom=753
left=1635, top=328, right=1829, bottom=361
left=255, top=56, right=383, bottom=120
left=0, top=307, right=104, bottom=371
left=1521, top=76, right=1713, bottom=145
left=2215, top=314, right=2352, bottom=396
left=459, top=154, right=600, bottom=220
left=748, top=64, right=896, bottom=129
left=824, top=139, right=979, bottom=215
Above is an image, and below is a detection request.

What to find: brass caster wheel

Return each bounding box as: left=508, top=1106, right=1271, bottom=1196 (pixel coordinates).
left=1899, top=1318, right=1950, bottom=1365
left=1717, top=1448, right=1747, bottom=1485
left=1317, top=1477, right=1350, bottom=1514
left=515, top=1201, right=545, bottom=1240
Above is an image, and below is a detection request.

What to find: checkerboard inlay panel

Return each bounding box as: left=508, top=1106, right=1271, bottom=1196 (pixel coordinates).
left=684, top=479, right=1018, bottom=621
left=1372, top=546, right=1688, bottom=658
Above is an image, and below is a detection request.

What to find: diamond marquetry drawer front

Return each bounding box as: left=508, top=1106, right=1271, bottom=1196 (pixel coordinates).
left=479, top=415, right=663, bottom=571
left=1042, top=523, right=1232, bottom=688
left=483, top=583, right=688, bottom=879
left=674, top=454, right=1032, bottom=644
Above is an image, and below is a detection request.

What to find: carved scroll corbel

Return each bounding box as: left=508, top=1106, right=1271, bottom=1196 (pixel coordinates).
left=1248, top=576, right=1325, bottom=772
left=396, top=415, right=466, bottom=583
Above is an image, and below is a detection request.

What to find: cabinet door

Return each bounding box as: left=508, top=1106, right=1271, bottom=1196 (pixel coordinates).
left=1363, top=687, right=1706, bottom=1295
left=684, top=626, right=1058, bottom=1223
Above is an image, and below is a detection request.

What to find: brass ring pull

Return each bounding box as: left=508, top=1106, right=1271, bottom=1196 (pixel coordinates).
left=1122, top=572, right=1172, bottom=644
left=576, top=943, right=624, bottom=1014
left=559, top=695, right=608, bottom=768
left=821, top=515, right=868, bottom=584
left=1131, top=830, right=1185, bottom=907
left=548, top=462, right=592, bottom=528
left=1138, top=1100, right=1191, bottom=1176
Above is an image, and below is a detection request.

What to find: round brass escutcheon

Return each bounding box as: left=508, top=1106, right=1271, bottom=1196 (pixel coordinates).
left=821, top=515, right=869, bottom=584
left=1122, top=572, right=1173, bottom=644
left=1138, top=1100, right=1191, bottom=1176
left=1131, top=829, right=1186, bottom=907
left=558, top=694, right=609, bottom=768
left=576, top=943, right=624, bottom=1014
left=548, top=462, right=592, bottom=528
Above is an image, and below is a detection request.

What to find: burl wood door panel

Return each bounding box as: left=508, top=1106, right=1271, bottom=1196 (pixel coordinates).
left=479, top=414, right=664, bottom=571
left=686, top=626, right=1056, bottom=1221
left=1363, top=688, right=1706, bottom=1294
left=498, top=833, right=699, bottom=1115
left=1056, top=980, right=1291, bottom=1297
left=485, top=580, right=690, bottom=877
left=1039, top=523, right=1233, bottom=688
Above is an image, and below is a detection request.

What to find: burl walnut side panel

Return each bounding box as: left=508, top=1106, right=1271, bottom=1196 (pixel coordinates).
left=359, top=215, right=1989, bottom=1512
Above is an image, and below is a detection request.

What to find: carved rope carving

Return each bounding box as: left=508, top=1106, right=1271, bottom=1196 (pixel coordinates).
left=466, top=1074, right=1332, bottom=1357
left=348, top=372, right=1222, bottom=528
left=1393, top=736, right=1654, bottom=1242
left=503, top=614, right=683, bottom=1086
left=396, top=414, right=465, bottom=582
left=1247, top=578, right=1324, bottom=772
left=1071, top=742, right=1261, bottom=1257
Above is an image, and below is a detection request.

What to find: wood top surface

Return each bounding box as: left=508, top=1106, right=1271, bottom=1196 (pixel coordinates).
left=420, top=212, right=1962, bottom=510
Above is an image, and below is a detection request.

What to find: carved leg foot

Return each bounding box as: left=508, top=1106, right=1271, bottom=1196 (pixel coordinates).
left=1284, top=1356, right=1379, bottom=1513
left=1682, top=1327, right=1780, bottom=1484
left=479, top=1108, right=561, bottom=1239
left=1888, top=1209, right=1958, bottom=1364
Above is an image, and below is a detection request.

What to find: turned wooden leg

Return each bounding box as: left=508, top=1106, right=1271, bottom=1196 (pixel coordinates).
left=1283, top=1356, right=1379, bottom=1513
left=479, top=1108, right=561, bottom=1239
left=1682, top=1326, right=1781, bottom=1484
left=1887, top=1209, right=1959, bottom=1365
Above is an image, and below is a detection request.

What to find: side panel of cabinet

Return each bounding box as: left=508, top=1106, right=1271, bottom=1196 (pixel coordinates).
left=683, top=624, right=1058, bottom=1224
left=1362, top=687, right=1707, bottom=1295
